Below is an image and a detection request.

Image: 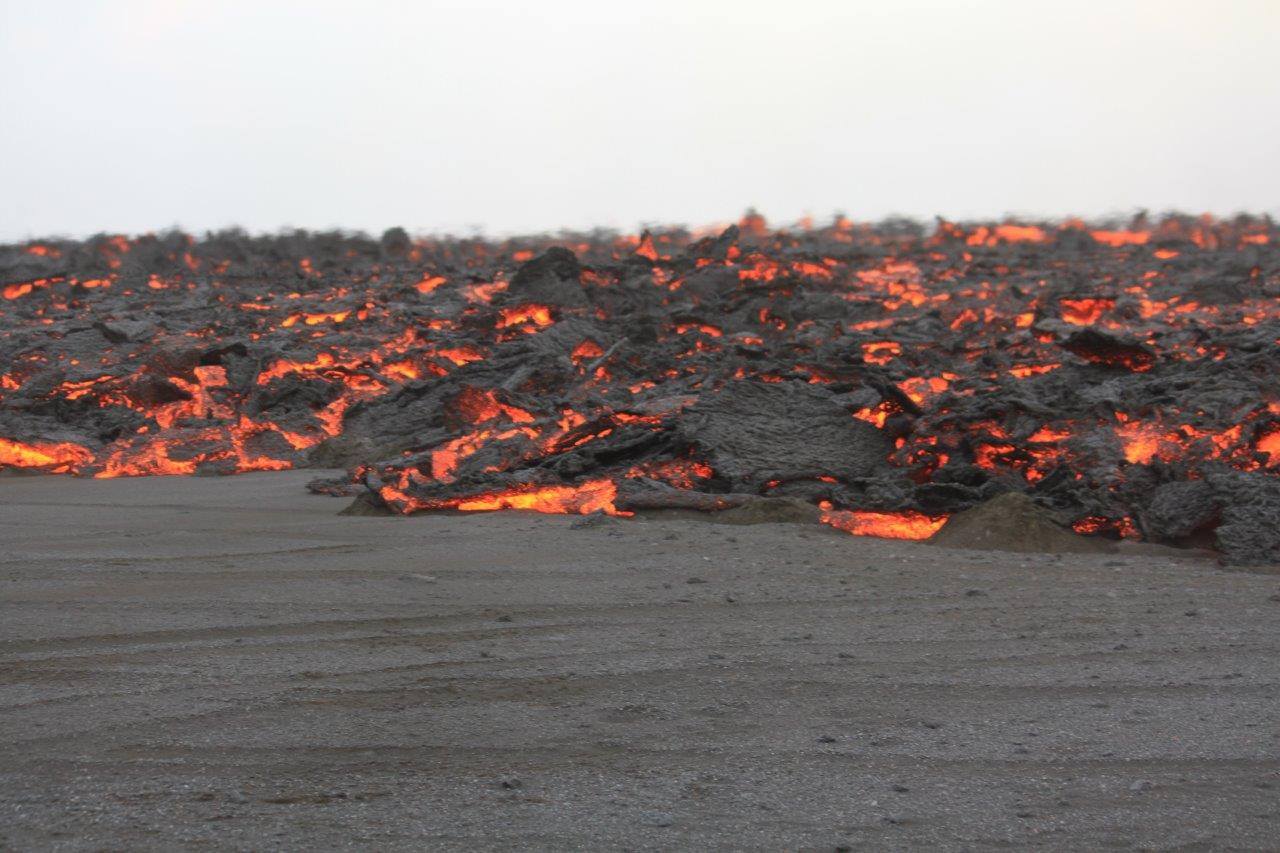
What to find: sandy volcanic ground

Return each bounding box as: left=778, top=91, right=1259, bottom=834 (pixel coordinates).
left=1, top=471, right=1278, bottom=851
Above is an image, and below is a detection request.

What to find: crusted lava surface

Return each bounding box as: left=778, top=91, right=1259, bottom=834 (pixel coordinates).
left=2, top=213, right=1279, bottom=563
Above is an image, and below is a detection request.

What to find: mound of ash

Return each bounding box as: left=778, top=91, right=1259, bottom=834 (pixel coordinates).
left=927, top=492, right=1113, bottom=554
left=2, top=213, right=1280, bottom=565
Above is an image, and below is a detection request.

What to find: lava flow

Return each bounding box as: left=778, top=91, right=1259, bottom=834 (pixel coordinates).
left=2, top=213, right=1279, bottom=562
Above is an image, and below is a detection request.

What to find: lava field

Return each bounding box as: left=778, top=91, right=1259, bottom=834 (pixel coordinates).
left=3, top=213, right=1279, bottom=564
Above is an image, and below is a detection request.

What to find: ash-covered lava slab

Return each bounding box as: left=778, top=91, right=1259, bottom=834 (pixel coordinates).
left=675, top=381, right=891, bottom=490
left=3, top=214, right=1280, bottom=564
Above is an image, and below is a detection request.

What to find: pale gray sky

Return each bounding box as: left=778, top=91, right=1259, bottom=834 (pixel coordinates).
left=2, top=0, right=1277, bottom=240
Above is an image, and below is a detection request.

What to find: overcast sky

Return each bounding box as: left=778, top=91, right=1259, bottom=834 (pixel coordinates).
left=2, top=0, right=1277, bottom=240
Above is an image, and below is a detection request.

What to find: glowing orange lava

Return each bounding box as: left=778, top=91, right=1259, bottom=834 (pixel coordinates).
left=0, top=438, right=93, bottom=472
left=819, top=506, right=949, bottom=540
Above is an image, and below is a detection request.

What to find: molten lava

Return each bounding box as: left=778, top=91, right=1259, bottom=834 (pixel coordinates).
left=820, top=507, right=949, bottom=540
left=3, top=213, right=1279, bottom=551
left=0, top=438, right=92, bottom=472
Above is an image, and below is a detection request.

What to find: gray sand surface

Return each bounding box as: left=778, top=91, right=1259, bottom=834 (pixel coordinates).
left=1, top=471, right=1278, bottom=850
